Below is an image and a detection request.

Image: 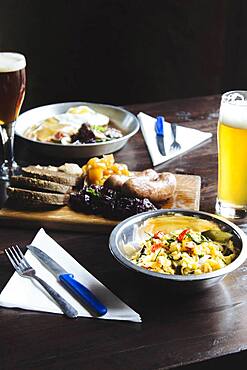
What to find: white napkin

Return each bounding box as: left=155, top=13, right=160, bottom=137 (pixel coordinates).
left=0, top=228, right=141, bottom=323
left=138, top=112, right=212, bottom=166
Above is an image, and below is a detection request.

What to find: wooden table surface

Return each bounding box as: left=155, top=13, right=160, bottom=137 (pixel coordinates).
left=1, top=95, right=247, bottom=370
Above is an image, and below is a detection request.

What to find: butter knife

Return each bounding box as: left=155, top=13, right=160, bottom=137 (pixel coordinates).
left=155, top=116, right=166, bottom=156
left=28, top=245, right=107, bottom=317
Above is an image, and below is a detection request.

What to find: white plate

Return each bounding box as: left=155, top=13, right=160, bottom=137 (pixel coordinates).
left=15, top=102, right=139, bottom=159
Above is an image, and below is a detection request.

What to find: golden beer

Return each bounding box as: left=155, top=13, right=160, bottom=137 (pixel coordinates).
left=216, top=91, right=247, bottom=218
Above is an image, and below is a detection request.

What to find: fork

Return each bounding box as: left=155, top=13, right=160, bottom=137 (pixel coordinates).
left=5, top=245, right=78, bottom=319
left=170, top=123, right=181, bottom=152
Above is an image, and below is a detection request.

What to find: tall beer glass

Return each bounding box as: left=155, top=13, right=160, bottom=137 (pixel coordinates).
left=216, top=91, right=247, bottom=218
left=0, top=52, right=26, bottom=180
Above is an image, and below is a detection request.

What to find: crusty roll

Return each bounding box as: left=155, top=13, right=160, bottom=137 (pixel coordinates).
left=104, top=174, right=130, bottom=191
left=104, top=169, right=176, bottom=204
left=122, top=172, right=176, bottom=203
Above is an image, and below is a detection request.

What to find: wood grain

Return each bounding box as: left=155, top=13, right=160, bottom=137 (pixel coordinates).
left=0, top=174, right=201, bottom=232
left=1, top=95, right=247, bottom=370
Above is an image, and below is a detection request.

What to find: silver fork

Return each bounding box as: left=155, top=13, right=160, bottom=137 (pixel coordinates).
left=5, top=245, right=78, bottom=319
left=170, top=123, right=181, bottom=152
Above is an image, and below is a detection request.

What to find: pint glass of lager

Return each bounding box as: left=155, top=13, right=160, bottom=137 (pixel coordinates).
left=0, top=52, right=26, bottom=180
left=216, top=91, right=247, bottom=218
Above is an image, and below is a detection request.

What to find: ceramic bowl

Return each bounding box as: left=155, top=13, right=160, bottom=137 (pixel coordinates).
left=16, top=102, right=139, bottom=158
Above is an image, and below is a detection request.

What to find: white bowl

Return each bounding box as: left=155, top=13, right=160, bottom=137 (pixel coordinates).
left=16, top=102, right=139, bottom=159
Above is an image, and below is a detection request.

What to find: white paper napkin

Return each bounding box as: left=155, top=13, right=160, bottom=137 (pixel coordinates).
left=0, top=228, right=141, bottom=323
left=138, top=112, right=212, bottom=166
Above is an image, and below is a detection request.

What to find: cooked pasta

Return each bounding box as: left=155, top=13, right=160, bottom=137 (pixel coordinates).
left=130, top=228, right=237, bottom=275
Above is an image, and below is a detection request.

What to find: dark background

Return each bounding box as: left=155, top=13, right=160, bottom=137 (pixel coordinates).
left=0, top=0, right=246, bottom=110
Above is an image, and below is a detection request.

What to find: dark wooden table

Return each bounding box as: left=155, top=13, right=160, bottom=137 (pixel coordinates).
left=0, top=95, right=247, bottom=370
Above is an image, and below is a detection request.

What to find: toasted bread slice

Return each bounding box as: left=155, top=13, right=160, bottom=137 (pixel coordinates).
left=7, top=187, right=69, bottom=206
left=10, top=176, right=73, bottom=194
left=22, top=166, right=82, bottom=187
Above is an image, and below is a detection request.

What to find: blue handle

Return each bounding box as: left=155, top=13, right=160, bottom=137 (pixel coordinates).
left=155, top=116, right=165, bottom=136
left=59, top=273, right=107, bottom=316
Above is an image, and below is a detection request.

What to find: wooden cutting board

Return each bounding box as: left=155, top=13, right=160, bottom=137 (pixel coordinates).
left=0, top=174, right=201, bottom=233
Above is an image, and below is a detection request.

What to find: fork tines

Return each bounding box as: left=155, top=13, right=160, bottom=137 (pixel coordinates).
left=5, top=245, right=29, bottom=271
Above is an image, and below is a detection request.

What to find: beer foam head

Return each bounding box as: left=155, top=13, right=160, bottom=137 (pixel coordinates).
left=219, top=91, right=247, bottom=129
left=0, top=52, right=26, bottom=72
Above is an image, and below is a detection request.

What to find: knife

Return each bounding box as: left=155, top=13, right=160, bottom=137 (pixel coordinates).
left=27, top=245, right=107, bottom=317
left=155, top=116, right=166, bottom=156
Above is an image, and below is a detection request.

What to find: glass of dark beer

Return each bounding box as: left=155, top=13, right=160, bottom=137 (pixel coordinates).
left=0, top=52, right=26, bottom=180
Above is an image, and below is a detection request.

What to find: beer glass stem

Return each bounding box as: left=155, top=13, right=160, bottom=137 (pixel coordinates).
left=0, top=122, right=19, bottom=179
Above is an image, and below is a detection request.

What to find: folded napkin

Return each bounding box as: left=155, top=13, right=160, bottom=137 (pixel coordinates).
left=138, top=112, right=212, bottom=166
left=0, top=228, right=141, bottom=323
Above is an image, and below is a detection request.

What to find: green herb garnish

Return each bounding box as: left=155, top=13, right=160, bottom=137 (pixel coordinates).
left=154, top=249, right=162, bottom=261
left=92, top=125, right=107, bottom=132
left=137, top=246, right=146, bottom=262
left=87, top=187, right=100, bottom=197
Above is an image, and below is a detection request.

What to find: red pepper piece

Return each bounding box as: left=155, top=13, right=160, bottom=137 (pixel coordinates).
left=177, top=228, right=190, bottom=242
left=54, top=131, right=65, bottom=140
left=153, top=231, right=164, bottom=239
left=151, top=243, right=163, bottom=252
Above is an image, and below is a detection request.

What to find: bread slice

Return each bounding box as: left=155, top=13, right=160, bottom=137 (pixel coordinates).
left=21, top=166, right=82, bottom=187
left=10, top=176, right=73, bottom=194
left=7, top=187, right=69, bottom=206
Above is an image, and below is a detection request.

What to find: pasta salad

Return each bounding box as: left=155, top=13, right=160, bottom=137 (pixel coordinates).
left=130, top=228, right=237, bottom=275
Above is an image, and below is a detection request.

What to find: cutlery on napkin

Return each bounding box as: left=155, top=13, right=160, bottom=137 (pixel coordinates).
left=155, top=116, right=166, bottom=156
left=0, top=228, right=141, bottom=323
left=27, top=245, right=107, bottom=317
left=138, top=112, right=212, bottom=167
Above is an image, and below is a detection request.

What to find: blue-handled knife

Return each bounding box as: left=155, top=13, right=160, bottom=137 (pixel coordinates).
left=27, top=245, right=107, bottom=317
left=155, top=116, right=166, bottom=156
